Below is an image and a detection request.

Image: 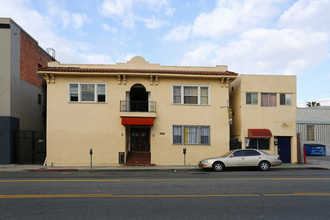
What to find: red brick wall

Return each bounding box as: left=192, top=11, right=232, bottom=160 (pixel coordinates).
left=20, top=30, right=53, bottom=88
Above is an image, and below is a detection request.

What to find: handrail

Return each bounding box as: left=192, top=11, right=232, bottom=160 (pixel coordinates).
left=120, top=101, right=156, bottom=113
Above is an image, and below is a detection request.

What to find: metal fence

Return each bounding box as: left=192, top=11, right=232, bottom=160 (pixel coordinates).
left=13, top=130, right=46, bottom=164
left=120, top=101, right=156, bottom=112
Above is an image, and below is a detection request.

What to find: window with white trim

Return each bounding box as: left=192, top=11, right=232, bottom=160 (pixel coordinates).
left=173, top=125, right=210, bottom=145
left=172, top=85, right=209, bottom=105
left=246, top=92, right=258, bottom=105
left=280, top=93, right=292, bottom=105
left=69, top=83, right=107, bottom=103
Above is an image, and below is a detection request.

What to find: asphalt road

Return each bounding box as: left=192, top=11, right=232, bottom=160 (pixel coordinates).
left=1, top=169, right=330, bottom=219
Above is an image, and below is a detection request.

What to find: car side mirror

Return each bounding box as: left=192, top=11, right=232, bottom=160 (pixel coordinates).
left=229, top=154, right=234, bottom=158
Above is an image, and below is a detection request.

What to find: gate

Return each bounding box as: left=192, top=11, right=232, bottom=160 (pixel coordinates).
left=13, top=131, right=46, bottom=164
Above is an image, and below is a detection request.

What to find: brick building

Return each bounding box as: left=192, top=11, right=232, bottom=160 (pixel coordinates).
left=0, top=18, right=54, bottom=164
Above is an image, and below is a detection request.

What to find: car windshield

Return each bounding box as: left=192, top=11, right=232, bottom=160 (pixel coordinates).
left=221, top=150, right=234, bottom=157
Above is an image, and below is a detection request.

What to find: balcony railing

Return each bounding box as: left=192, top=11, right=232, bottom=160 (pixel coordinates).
left=120, top=101, right=156, bottom=113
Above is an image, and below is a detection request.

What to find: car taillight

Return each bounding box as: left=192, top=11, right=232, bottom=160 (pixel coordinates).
left=277, top=156, right=280, bottom=160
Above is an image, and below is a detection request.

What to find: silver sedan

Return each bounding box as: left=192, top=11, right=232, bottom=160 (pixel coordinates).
left=198, top=149, right=282, bottom=171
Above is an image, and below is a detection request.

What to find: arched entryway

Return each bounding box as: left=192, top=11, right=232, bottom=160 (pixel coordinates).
left=130, top=84, right=148, bottom=112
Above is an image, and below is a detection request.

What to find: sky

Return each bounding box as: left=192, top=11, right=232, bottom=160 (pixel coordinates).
left=1, top=0, right=329, bottom=107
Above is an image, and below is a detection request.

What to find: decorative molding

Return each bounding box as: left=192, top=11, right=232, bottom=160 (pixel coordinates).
left=225, top=78, right=230, bottom=87
left=42, top=74, right=55, bottom=84
left=50, top=74, right=55, bottom=84
left=155, top=75, right=158, bottom=86
left=118, top=75, right=121, bottom=85
left=43, top=74, right=50, bottom=84
left=118, top=75, right=127, bottom=85
left=150, top=75, right=153, bottom=85
left=149, top=75, right=159, bottom=86
left=220, top=78, right=224, bottom=87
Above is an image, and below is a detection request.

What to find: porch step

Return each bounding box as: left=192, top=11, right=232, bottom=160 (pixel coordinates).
left=125, top=152, right=155, bottom=166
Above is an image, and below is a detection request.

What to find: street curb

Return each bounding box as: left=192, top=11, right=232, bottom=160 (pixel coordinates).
left=23, top=169, right=80, bottom=172
left=19, top=166, right=330, bottom=172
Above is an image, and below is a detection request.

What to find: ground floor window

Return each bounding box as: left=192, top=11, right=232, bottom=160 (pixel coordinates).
left=245, top=138, right=269, bottom=150
left=173, top=125, right=210, bottom=145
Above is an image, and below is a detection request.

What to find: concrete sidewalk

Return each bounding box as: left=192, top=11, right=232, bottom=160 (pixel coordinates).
left=1, top=158, right=329, bottom=172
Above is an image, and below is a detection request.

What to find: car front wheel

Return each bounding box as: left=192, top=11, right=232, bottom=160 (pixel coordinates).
left=259, top=161, right=270, bottom=171
left=212, top=162, right=224, bottom=172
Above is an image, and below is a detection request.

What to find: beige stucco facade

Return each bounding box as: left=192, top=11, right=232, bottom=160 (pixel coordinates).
left=230, top=75, right=297, bottom=163
left=39, top=58, right=297, bottom=166
left=39, top=57, right=237, bottom=166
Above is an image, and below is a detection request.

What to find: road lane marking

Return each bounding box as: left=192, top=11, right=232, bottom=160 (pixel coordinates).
left=1, top=193, right=330, bottom=199
left=0, top=180, right=121, bottom=182
left=264, top=193, right=330, bottom=196
left=1, top=178, right=330, bottom=183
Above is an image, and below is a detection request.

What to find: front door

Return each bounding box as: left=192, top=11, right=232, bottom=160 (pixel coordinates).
left=278, top=137, right=291, bottom=163
left=131, top=127, right=150, bottom=151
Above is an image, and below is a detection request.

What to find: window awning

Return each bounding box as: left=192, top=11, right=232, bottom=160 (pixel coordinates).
left=248, top=129, right=272, bottom=138
left=121, top=117, right=153, bottom=125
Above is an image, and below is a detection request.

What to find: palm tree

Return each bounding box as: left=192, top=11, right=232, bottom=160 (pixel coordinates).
left=306, top=101, right=320, bottom=107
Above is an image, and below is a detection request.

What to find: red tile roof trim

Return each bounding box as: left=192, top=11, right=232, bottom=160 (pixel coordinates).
left=38, top=67, right=238, bottom=76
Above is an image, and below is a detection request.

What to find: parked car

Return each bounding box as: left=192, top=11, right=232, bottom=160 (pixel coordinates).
left=198, top=149, right=282, bottom=171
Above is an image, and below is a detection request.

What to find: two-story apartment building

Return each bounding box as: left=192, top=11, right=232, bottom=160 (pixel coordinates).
left=230, top=75, right=297, bottom=163
left=38, top=56, right=238, bottom=166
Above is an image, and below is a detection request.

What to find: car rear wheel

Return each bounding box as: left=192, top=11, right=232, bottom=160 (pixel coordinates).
left=212, top=162, right=224, bottom=172
left=259, top=161, right=270, bottom=171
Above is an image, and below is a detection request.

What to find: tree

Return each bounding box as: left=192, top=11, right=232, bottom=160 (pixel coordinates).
left=306, top=101, right=320, bottom=107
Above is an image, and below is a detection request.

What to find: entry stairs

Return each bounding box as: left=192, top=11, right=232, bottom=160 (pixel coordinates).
left=125, top=152, right=155, bottom=166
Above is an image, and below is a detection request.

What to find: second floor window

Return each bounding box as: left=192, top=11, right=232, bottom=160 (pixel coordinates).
left=246, top=92, right=258, bottom=105
left=69, top=83, right=106, bottom=103
left=261, top=93, right=276, bottom=107
left=173, top=85, right=209, bottom=105
left=280, top=94, right=292, bottom=105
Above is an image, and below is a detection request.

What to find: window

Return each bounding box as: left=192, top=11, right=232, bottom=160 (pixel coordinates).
left=173, top=125, right=210, bottom=145
left=200, top=87, right=209, bottom=105
left=38, top=94, right=42, bottom=105
left=245, top=149, right=261, bottom=156
left=307, top=125, right=315, bottom=141
left=184, top=87, right=198, bottom=104
left=280, top=94, right=292, bottom=105
left=233, top=150, right=245, bottom=157
left=246, top=138, right=270, bottom=150
left=246, top=93, right=258, bottom=105
left=261, top=93, right=276, bottom=107
left=173, top=85, right=209, bottom=105
left=173, top=86, right=181, bottom=104
left=97, top=84, right=106, bottom=102
left=69, top=83, right=106, bottom=103
left=81, top=84, right=95, bottom=101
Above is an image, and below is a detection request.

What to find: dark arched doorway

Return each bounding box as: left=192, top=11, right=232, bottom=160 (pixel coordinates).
left=130, top=84, right=148, bottom=112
